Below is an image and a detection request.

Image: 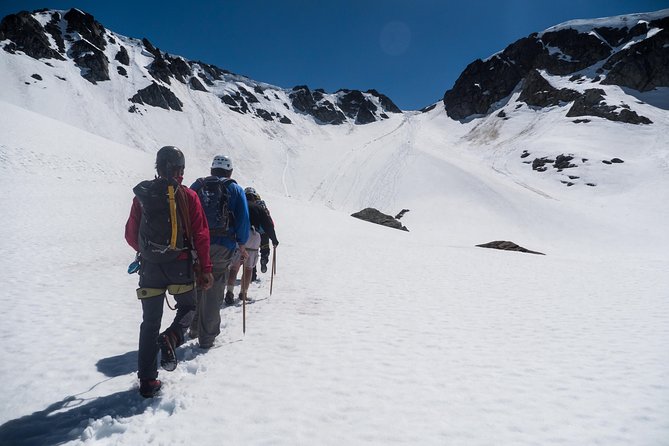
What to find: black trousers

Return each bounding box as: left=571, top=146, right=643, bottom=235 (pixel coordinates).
left=260, top=233, right=270, bottom=262
left=137, top=258, right=196, bottom=380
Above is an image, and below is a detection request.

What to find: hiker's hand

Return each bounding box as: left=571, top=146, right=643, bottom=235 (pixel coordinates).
left=273, top=241, right=279, bottom=247
left=201, top=272, right=214, bottom=290
left=239, top=246, right=248, bottom=262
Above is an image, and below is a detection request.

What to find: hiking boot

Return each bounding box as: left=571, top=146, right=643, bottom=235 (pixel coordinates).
left=139, top=379, right=162, bottom=398
left=224, top=290, right=234, bottom=305
left=251, top=268, right=258, bottom=282
left=260, top=260, right=268, bottom=274
left=239, top=292, right=246, bottom=302
left=158, top=331, right=178, bottom=372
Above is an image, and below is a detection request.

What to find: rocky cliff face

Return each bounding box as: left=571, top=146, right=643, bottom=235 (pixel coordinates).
left=443, top=10, right=669, bottom=124
left=0, top=8, right=402, bottom=125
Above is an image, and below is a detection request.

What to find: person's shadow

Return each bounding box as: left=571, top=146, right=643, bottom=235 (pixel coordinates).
left=0, top=388, right=149, bottom=446
left=0, top=352, right=143, bottom=445
left=96, top=350, right=137, bottom=377
left=0, top=343, right=236, bottom=445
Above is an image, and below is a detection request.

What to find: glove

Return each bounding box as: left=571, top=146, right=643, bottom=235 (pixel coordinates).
left=200, top=272, right=214, bottom=290
left=273, top=240, right=279, bottom=247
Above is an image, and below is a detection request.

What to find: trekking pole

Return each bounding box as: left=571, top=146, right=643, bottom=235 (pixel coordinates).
left=241, top=266, right=247, bottom=334
left=270, top=247, right=277, bottom=296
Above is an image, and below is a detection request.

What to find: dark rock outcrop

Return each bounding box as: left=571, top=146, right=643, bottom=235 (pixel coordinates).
left=566, top=89, right=652, bottom=124
left=289, top=86, right=346, bottom=125
left=115, top=46, right=129, bottom=65
left=129, top=82, right=183, bottom=111
left=367, top=89, right=401, bottom=113
left=220, top=91, right=250, bottom=114
left=0, top=11, right=65, bottom=60
left=532, top=157, right=555, bottom=172
left=140, top=39, right=186, bottom=85
left=394, top=209, right=410, bottom=220
left=141, top=38, right=160, bottom=58
left=518, top=70, right=580, bottom=107
left=601, top=18, right=669, bottom=91
left=553, top=154, right=576, bottom=170
left=337, top=89, right=378, bottom=124
left=443, top=13, right=669, bottom=122
left=147, top=54, right=172, bottom=84
left=189, top=76, right=207, bottom=92
left=289, top=86, right=400, bottom=125
left=198, top=73, right=214, bottom=86
left=63, top=8, right=107, bottom=50
left=166, top=55, right=191, bottom=84
left=476, top=241, right=545, bottom=255
left=69, top=39, right=109, bottom=83
left=195, top=61, right=228, bottom=82
left=239, top=86, right=260, bottom=103
left=537, top=29, right=611, bottom=75
left=255, top=108, right=273, bottom=121
left=443, top=36, right=544, bottom=119
left=44, top=12, right=65, bottom=54
left=351, top=208, right=409, bottom=232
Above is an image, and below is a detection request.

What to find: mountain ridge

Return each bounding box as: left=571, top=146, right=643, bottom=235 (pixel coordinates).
left=1, top=7, right=667, bottom=211
left=442, top=8, right=669, bottom=122
left=0, top=8, right=402, bottom=125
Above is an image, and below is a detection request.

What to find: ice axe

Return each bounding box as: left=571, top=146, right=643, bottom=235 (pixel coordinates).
left=270, top=246, right=277, bottom=296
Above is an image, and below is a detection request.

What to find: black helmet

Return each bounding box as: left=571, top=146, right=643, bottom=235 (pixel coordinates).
left=156, top=145, right=185, bottom=177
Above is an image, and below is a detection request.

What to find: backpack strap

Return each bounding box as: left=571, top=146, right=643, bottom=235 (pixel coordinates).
left=167, top=184, right=178, bottom=249
left=220, top=178, right=236, bottom=188
left=175, top=186, right=192, bottom=249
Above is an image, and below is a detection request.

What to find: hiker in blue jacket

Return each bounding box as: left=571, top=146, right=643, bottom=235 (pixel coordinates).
left=227, top=187, right=279, bottom=301
left=189, top=154, right=250, bottom=348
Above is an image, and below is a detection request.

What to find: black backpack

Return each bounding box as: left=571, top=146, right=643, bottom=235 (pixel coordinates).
left=133, top=178, right=188, bottom=263
left=194, top=176, right=236, bottom=236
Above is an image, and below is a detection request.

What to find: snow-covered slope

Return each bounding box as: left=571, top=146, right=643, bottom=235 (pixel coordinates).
left=1, top=97, right=668, bottom=446
left=1, top=7, right=668, bottom=446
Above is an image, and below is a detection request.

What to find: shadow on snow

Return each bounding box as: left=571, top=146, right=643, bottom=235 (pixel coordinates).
left=0, top=389, right=148, bottom=446
left=0, top=336, right=249, bottom=444
left=96, top=350, right=137, bottom=377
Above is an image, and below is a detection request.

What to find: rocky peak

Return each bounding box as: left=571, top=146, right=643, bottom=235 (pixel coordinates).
left=289, top=86, right=346, bottom=124
left=0, top=11, right=65, bottom=60
left=288, top=86, right=401, bottom=125
left=0, top=7, right=403, bottom=124
left=63, top=8, right=107, bottom=50
left=442, top=9, right=668, bottom=124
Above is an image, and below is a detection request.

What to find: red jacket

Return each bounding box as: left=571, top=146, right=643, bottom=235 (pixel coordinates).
left=125, top=185, right=213, bottom=273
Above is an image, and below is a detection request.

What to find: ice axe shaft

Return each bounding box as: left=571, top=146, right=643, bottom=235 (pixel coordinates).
left=270, top=247, right=277, bottom=296
left=241, top=266, right=248, bottom=334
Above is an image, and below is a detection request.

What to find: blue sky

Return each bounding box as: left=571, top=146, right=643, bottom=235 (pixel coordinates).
left=2, top=0, right=668, bottom=109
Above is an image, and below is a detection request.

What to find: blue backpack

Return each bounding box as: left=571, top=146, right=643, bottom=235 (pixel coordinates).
left=194, top=176, right=236, bottom=236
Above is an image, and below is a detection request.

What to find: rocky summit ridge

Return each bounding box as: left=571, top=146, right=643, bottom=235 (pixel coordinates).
left=442, top=9, right=669, bottom=124
left=1, top=7, right=667, bottom=128
left=0, top=8, right=402, bottom=125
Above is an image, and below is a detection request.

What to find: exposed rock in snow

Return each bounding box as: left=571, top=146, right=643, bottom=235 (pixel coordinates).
left=351, top=208, right=409, bottom=231
left=476, top=241, right=545, bottom=255
left=129, top=82, right=183, bottom=111
left=0, top=11, right=65, bottom=60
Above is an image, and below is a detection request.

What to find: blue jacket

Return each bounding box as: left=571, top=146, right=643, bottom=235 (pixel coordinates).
left=191, top=177, right=250, bottom=251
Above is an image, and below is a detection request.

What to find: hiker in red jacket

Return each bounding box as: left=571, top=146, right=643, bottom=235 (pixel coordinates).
left=125, top=145, right=213, bottom=398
